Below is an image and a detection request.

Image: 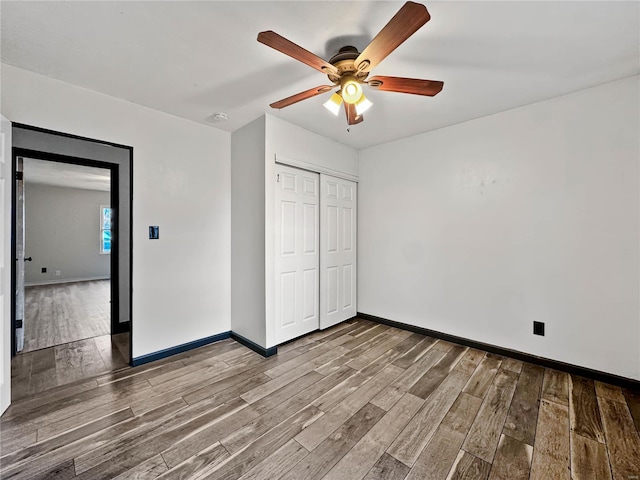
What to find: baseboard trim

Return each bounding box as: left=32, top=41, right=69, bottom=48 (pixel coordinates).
left=113, top=321, right=130, bottom=334
left=25, top=276, right=110, bottom=287
left=231, top=332, right=277, bottom=358
left=357, top=312, right=640, bottom=390
left=131, top=331, right=231, bottom=367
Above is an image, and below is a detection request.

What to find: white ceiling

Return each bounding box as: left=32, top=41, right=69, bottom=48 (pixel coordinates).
left=1, top=1, right=638, bottom=149
left=23, top=158, right=111, bottom=192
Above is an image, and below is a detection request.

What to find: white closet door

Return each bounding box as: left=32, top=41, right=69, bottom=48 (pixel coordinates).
left=274, top=164, right=320, bottom=344
left=320, top=174, right=357, bottom=329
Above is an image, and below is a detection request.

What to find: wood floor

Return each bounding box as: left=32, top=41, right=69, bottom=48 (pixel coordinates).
left=11, top=333, right=129, bottom=401
left=1, top=318, right=639, bottom=480
left=23, top=280, right=111, bottom=352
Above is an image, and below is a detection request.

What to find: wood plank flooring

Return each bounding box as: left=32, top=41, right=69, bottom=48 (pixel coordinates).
left=1, top=318, right=639, bottom=480
left=23, top=280, right=111, bottom=352
left=11, top=333, right=129, bottom=401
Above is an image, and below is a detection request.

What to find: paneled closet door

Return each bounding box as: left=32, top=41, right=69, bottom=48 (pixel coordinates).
left=320, top=174, right=357, bottom=329
left=274, top=164, right=320, bottom=344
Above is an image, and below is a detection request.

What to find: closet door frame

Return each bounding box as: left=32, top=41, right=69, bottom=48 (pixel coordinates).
left=272, top=155, right=358, bottom=344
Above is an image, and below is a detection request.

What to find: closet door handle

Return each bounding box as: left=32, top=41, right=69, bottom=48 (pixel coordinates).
left=24, top=257, right=32, bottom=262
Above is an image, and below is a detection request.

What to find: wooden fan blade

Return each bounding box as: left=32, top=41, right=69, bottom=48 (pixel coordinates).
left=344, top=102, right=364, bottom=125
left=270, top=85, right=334, bottom=109
left=258, top=31, right=338, bottom=75
left=368, top=76, right=444, bottom=96
left=354, top=2, right=430, bottom=73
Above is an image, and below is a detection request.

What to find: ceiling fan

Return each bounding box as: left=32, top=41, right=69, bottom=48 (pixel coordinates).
left=257, top=1, right=443, bottom=126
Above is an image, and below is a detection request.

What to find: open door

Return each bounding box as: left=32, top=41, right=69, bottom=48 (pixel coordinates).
left=1, top=115, right=12, bottom=414
left=14, top=157, right=25, bottom=353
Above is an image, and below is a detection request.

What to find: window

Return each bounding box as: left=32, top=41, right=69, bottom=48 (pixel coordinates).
left=101, top=206, right=112, bottom=254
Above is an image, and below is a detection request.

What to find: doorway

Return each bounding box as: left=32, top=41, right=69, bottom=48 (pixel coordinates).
left=18, top=158, right=114, bottom=353
left=10, top=124, right=133, bottom=401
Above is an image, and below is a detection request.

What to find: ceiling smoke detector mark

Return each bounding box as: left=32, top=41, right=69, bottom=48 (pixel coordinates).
left=208, top=112, right=228, bottom=123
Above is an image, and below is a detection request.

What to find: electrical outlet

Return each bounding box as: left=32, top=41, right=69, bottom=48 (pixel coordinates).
left=533, top=321, right=545, bottom=336
left=41, top=267, right=47, bottom=273
left=55, top=270, right=61, bottom=276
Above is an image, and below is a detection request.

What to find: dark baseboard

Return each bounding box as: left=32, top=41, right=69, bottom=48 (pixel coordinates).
left=113, top=321, right=130, bottom=334
left=358, top=312, right=640, bottom=390
left=131, top=331, right=231, bottom=367
left=231, top=332, right=277, bottom=358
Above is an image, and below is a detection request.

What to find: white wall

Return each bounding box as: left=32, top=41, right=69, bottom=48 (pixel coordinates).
left=358, top=76, right=640, bottom=380
left=265, top=115, right=358, bottom=347
left=231, top=116, right=266, bottom=346
left=24, top=183, right=111, bottom=284
left=1, top=64, right=231, bottom=359
left=266, top=115, right=359, bottom=177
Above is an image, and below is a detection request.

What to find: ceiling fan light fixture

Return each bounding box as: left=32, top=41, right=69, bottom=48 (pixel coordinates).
left=355, top=95, right=373, bottom=116
left=323, top=92, right=343, bottom=116
left=340, top=75, right=363, bottom=104
left=258, top=1, right=443, bottom=126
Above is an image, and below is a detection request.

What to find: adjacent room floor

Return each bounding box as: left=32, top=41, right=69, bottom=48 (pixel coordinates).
left=23, top=280, right=111, bottom=352
left=1, top=318, right=638, bottom=479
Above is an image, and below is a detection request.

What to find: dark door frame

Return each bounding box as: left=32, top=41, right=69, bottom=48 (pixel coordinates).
left=10, top=124, right=133, bottom=364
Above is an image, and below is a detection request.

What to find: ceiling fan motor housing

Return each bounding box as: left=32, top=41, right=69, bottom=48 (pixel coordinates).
left=327, top=46, right=369, bottom=84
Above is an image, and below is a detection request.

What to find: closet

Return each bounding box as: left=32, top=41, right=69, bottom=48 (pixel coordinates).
left=274, top=164, right=357, bottom=344
left=231, top=114, right=358, bottom=351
